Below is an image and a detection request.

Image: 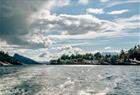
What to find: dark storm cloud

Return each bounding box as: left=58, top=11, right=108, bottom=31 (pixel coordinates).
left=0, top=0, right=49, bottom=49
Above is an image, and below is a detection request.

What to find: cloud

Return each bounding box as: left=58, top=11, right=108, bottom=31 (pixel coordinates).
left=48, top=31, right=124, bottom=40
left=27, top=7, right=139, bottom=41
left=100, top=0, right=109, bottom=3
left=56, top=45, right=82, bottom=53
left=86, top=8, right=104, bottom=14
left=78, top=0, right=89, bottom=5
left=104, top=46, right=111, bottom=50
left=32, top=14, right=101, bottom=35
left=55, top=0, right=70, bottom=7
left=108, top=9, right=128, bottom=15
left=56, top=45, right=82, bottom=55
left=47, top=14, right=140, bottom=40
left=1, top=0, right=139, bottom=61
left=39, top=53, right=47, bottom=58
left=0, top=0, right=70, bottom=49
left=114, top=15, right=140, bottom=30
left=0, top=0, right=51, bottom=49
left=57, top=45, right=72, bottom=51
left=101, top=14, right=140, bottom=31
left=38, top=45, right=83, bottom=60
left=106, top=0, right=139, bottom=8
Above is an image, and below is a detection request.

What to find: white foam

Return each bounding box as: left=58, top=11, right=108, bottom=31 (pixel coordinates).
left=95, top=87, right=110, bottom=95
left=78, top=90, right=91, bottom=95
left=59, top=79, right=75, bottom=88
left=78, top=87, right=110, bottom=95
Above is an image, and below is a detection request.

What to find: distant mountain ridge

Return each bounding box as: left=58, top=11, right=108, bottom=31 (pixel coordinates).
left=13, top=53, right=40, bottom=64
left=0, top=51, right=40, bottom=66
left=0, top=51, right=22, bottom=65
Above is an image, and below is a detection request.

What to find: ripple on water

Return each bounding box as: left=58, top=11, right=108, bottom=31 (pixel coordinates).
left=0, top=65, right=140, bottom=95
left=78, top=87, right=110, bottom=95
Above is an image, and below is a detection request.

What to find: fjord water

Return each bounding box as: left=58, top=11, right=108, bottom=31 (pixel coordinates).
left=0, top=65, right=139, bottom=95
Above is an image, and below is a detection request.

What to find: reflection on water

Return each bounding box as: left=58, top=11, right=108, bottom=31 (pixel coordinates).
left=0, top=65, right=140, bottom=95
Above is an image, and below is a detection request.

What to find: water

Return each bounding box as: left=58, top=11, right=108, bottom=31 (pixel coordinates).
left=0, top=65, right=140, bottom=95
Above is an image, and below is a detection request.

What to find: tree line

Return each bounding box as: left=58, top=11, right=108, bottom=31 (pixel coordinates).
left=50, top=45, right=140, bottom=65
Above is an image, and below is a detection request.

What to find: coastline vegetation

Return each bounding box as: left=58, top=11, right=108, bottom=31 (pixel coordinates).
left=50, top=45, right=140, bottom=65
left=0, top=45, right=140, bottom=65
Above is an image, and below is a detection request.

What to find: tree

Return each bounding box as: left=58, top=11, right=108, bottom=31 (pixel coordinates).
left=83, top=53, right=94, bottom=60
left=104, top=54, right=111, bottom=63
left=61, top=54, right=69, bottom=60
left=111, top=55, right=118, bottom=64
left=49, top=45, right=140, bottom=65
left=94, top=52, right=102, bottom=60
left=70, top=54, right=75, bottom=59
left=120, top=50, right=125, bottom=59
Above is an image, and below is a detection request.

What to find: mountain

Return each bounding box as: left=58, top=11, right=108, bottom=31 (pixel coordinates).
left=13, top=53, right=40, bottom=64
left=0, top=51, right=22, bottom=65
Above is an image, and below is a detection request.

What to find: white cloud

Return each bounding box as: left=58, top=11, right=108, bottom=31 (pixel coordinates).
left=56, top=45, right=82, bottom=55
left=114, top=15, right=140, bottom=30
left=45, top=45, right=83, bottom=60
left=25, top=32, right=53, bottom=48
left=22, top=0, right=71, bottom=49
left=31, top=9, right=140, bottom=41
left=56, top=0, right=70, bottom=7
left=45, top=14, right=140, bottom=40
left=78, top=0, right=89, bottom=5
left=57, top=45, right=72, bottom=51
left=107, top=0, right=139, bottom=8
left=86, top=8, right=104, bottom=14
left=32, top=14, right=101, bottom=35
left=36, top=45, right=83, bottom=61
left=57, top=45, right=82, bottom=53
left=104, top=46, right=111, bottom=50
left=48, top=31, right=123, bottom=40
left=108, top=9, right=128, bottom=15
left=115, top=15, right=140, bottom=22
left=100, top=0, right=109, bottom=2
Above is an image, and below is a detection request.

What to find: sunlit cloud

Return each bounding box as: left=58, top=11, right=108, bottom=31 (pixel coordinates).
left=86, top=8, right=104, bottom=14
left=104, top=46, right=112, bottom=50
left=108, top=10, right=128, bottom=15
left=100, top=0, right=109, bottom=2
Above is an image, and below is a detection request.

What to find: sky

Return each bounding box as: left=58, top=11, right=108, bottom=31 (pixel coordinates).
left=0, top=0, right=140, bottom=61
